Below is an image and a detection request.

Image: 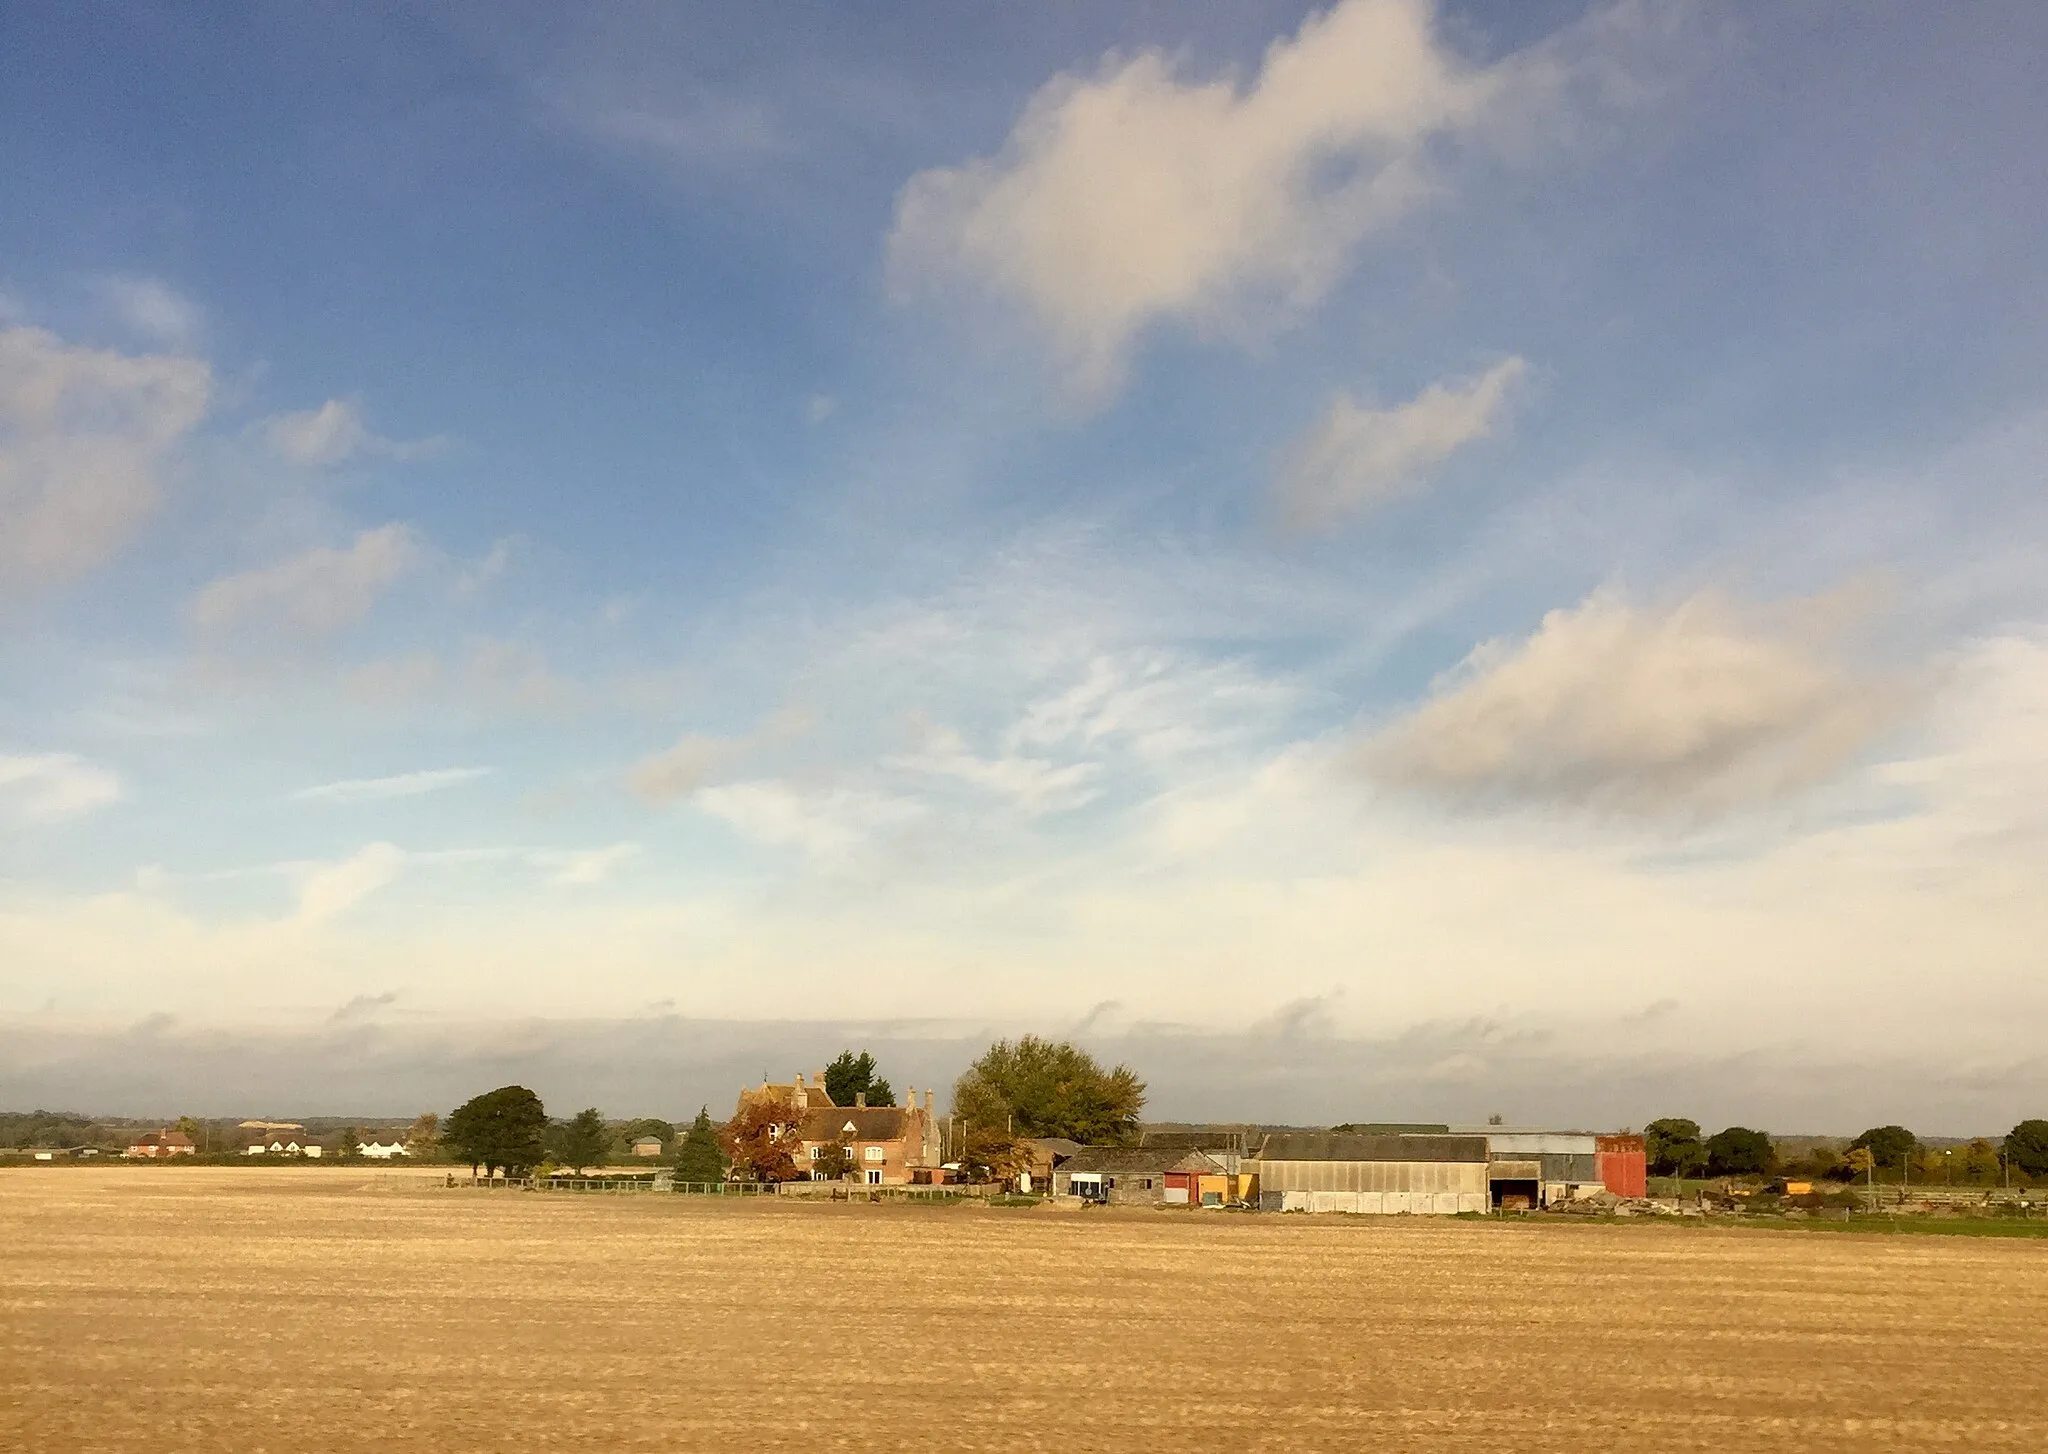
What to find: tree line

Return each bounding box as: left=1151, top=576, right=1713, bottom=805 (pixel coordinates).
left=1645, top=1117, right=2048, bottom=1184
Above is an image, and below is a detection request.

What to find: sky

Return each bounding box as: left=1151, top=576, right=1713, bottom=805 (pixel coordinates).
left=2, top=2, right=2045, bottom=1131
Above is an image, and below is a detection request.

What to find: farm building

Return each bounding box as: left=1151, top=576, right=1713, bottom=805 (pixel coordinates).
left=1456, top=1128, right=1644, bottom=1205
left=1251, top=1133, right=1489, bottom=1214
left=358, top=1140, right=410, bottom=1159
left=1137, top=1124, right=1261, bottom=1173
left=1017, top=1137, right=1082, bottom=1194
left=630, top=1136, right=665, bottom=1158
left=1052, top=1147, right=1223, bottom=1205
left=123, top=1129, right=196, bottom=1158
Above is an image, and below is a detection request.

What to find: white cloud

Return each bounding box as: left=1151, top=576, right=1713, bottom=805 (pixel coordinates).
left=93, top=276, right=204, bottom=347
left=889, top=0, right=1522, bottom=401
left=891, top=723, right=1099, bottom=816
left=805, top=394, right=837, bottom=425
left=291, top=767, right=491, bottom=805
left=1361, top=588, right=1905, bottom=818
left=296, top=842, right=405, bottom=924
left=697, top=780, right=922, bottom=861
left=0, top=753, right=122, bottom=822
left=532, top=843, right=642, bottom=886
left=266, top=399, right=371, bottom=466
left=262, top=398, right=443, bottom=467
left=629, top=733, right=746, bottom=803
left=1278, top=356, right=1526, bottom=531
left=189, top=524, right=418, bottom=638
left=1011, top=653, right=1295, bottom=765
left=0, top=325, right=211, bottom=594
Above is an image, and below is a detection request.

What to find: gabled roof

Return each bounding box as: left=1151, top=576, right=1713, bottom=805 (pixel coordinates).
left=1058, top=1147, right=1220, bottom=1177
left=797, top=1106, right=911, bottom=1143
left=1255, top=1133, right=1489, bottom=1164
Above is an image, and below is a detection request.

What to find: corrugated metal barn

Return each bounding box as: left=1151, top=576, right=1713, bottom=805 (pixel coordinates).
left=1251, top=1133, right=1490, bottom=1214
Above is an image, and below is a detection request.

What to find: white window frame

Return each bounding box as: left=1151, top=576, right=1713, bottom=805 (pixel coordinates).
left=863, top=1145, right=885, bottom=1162
left=866, top=1169, right=883, bottom=1185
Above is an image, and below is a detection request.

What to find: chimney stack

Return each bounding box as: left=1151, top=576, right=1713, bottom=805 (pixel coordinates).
left=855, top=1092, right=867, bottom=1109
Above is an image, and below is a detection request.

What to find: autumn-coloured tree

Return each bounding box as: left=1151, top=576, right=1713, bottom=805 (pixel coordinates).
left=813, top=1139, right=853, bottom=1180
left=406, top=1113, right=439, bottom=1156
left=719, top=1089, right=804, bottom=1182
left=955, top=1123, right=1035, bottom=1187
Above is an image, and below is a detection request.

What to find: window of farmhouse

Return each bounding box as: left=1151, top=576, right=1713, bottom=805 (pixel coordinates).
left=809, top=1147, right=820, bottom=1159
left=864, top=1146, right=885, bottom=1161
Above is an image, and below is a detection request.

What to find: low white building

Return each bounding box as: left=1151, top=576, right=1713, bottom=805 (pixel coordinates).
left=358, top=1140, right=411, bottom=1159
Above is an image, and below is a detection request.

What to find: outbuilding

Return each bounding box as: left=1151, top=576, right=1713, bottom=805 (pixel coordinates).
left=1052, top=1148, right=1222, bottom=1205
left=1251, top=1133, right=1489, bottom=1214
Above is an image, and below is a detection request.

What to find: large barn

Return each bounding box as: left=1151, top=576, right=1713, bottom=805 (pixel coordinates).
left=1251, top=1133, right=1490, bottom=1214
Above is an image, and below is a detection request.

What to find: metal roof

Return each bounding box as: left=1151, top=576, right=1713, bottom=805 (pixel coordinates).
left=1255, top=1133, right=1489, bottom=1163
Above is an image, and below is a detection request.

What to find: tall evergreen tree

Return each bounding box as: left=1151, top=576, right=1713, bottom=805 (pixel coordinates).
left=672, top=1106, right=726, bottom=1185
left=823, top=1050, right=894, bottom=1107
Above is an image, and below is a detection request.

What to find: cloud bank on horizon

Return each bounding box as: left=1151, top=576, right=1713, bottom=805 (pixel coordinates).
left=2, top=0, right=2046, bottom=1123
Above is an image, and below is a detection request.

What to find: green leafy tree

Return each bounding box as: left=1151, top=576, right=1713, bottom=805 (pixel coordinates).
left=334, top=1126, right=361, bottom=1159
left=1849, top=1125, right=1917, bottom=1175
left=2006, top=1119, right=2048, bottom=1178
left=1959, top=1138, right=2002, bottom=1185
left=444, top=1086, right=549, bottom=1176
left=555, top=1108, right=609, bottom=1172
left=1704, top=1126, right=1774, bottom=1177
left=813, top=1139, right=854, bottom=1180
left=952, top=1036, right=1145, bottom=1145
left=1643, top=1118, right=1707, bottom=1178
left=672, top=1106, right=726, bottom=1185
left=823, top=1051, right=895, bottom=1107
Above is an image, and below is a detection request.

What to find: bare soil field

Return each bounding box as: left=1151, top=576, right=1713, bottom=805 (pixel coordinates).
left=3, top=1167, right=2045, bottom=1451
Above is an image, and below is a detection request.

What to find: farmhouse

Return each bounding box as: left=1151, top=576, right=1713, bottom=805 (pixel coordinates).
left=357, top=1140, right=410, bottom=1159
left=1251, top=1133, right=1490, bottom=1214
left=739, top=1070, right=942, bottom=1185
left=123, top=1129, right=196, bottom=1158
left=1051, top=1147, right=1223, bottom=1205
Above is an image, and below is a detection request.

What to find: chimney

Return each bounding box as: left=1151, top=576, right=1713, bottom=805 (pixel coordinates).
left=855, top=1092, right=867, bottom=1109
left=926, top=1089, right=935, bottom=1118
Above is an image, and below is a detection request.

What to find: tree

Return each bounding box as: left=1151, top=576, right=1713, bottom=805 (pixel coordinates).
left=555, top=1108, right=609, bottom=1172
left=2007, top=1120, right=2048, bottom=1179
left=1704, top=1126, right=1774, bottom=1177
left=406, top=1113, right=439, bottom=1156
left=823, top=1050, right=895, bottom=1108
left=1959, top=1138, right=2002, bottom=1185
left=672, top=1106, right=727, bottom=1185
left=952, top=1037, right=1145, bottom=1145
left=1644, top=1118, right=1707, bottom=1178
left=813, top=1139, right=853, bottom=1180
left=1849, top=1125, right=1917, bottom=1176
left=719, top=1089, right=804, bottom=1182
left=444, top=1086, right=549, bottom=1176
left=334, top=1126, right=361, bottom=1159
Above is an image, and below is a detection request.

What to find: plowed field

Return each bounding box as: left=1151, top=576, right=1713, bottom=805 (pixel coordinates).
left=3, top=1168, right=2045, bottom=1451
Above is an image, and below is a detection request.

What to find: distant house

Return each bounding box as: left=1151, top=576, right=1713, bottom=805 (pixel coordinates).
left=630, top=1136, right=665, bottom=1159
left=1051, top=1147, right=1224, bottom=1205
left=244, top=1131, right=321, bottom=1158
left=124, top=1129, right=196, bottom=1159
left=1018, top=1137, right=1083, bottom=1194
left=736, top=1070, right=942, bottom=1186
left=357, top=1140, right=411, bottom=1160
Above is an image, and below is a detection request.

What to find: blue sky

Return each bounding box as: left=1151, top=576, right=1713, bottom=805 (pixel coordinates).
left=3, top=3, right=2045, bottom=1125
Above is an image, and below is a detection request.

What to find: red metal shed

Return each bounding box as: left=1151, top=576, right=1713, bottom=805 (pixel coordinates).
left=1595, top=1134, right=1647, bottom=1198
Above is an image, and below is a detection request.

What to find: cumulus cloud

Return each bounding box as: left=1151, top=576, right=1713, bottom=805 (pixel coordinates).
left=0, top=753, right=122, bottom=822
left=189, top=524, right=418, bottom=638
left=291, top=767, right=491, bottom=804
left=1277, top=356, right=1525, bottom=531
left=0, top=325, right=211, bottom=594
left=296, top=842, right=406, bottom=924
left=93, top=276, right=204, bottom=347
left=697, top=780, right=922, bottom=861
left=262, top=398, right=443, bottom=467
left=889, top=0, right=1524, bottom=401
left=1361, top=589, right=1905, bottom=817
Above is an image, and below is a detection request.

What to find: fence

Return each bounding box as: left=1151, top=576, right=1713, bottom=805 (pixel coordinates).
left=446, top=1173, right=986, bottom=1199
